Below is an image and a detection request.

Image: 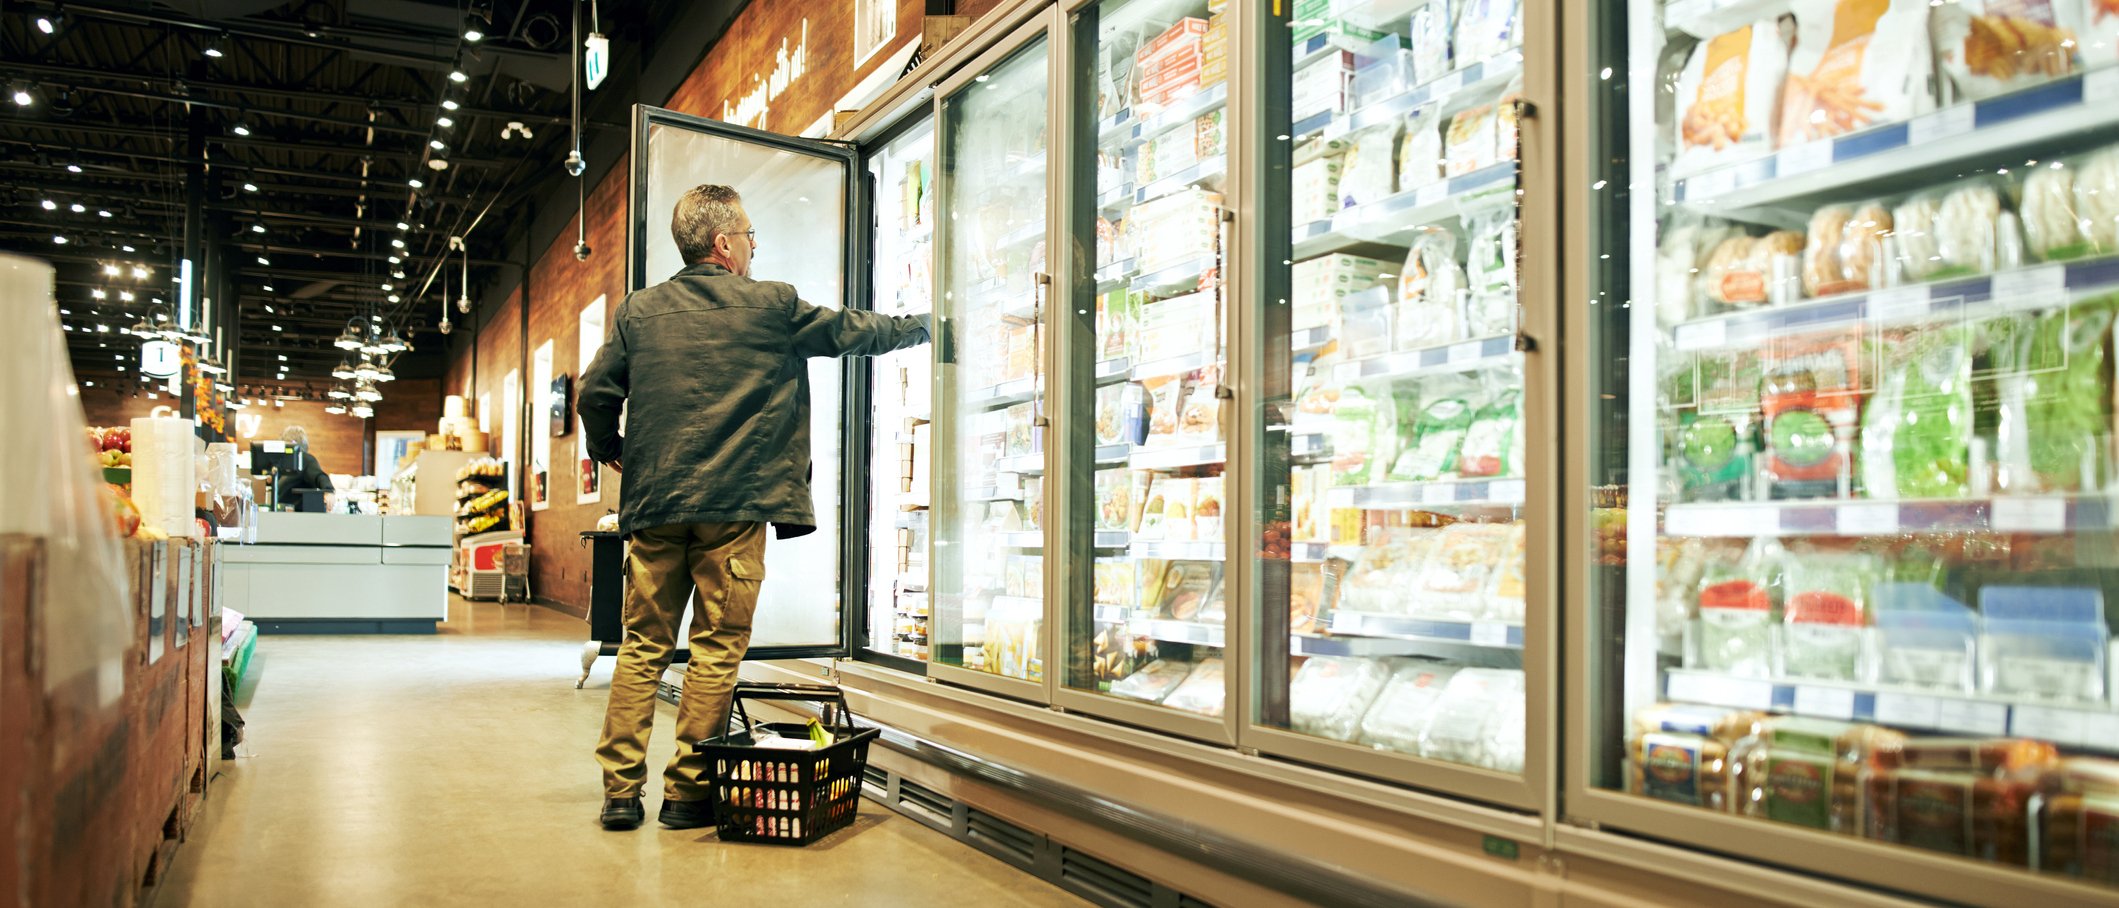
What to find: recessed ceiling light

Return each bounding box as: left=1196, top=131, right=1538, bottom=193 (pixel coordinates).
left=408, top=177, right=424, bottom=188
left=429, top=139, right=446, bottom=150
left=39, top=199, right=54, bottom=210
left=262, top=284, right=275, bottom=292
left=448, top=69, right=467, bottom=83
left=96, top=209, right=111, bottom=218
left=256, top=256, right=270, bottom=265
left=437, top=116, right=454, bottom=128
left=271, top=324, right=282, bottom=331
left=69, top=203, right=84, bottom=213
left=65, top=164, right=81, bottom=173
left=441, top=99, right=460, bottom=111
left=242, top=182, right=258, bottom=192
left=251, top=222, right=266, bottom=234
left=396, top=221, right=410, bottom=231
left=52, top=235, right=66, bottom=244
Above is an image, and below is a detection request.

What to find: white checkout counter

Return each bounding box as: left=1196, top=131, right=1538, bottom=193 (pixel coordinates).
left=221, top=513, right=452, bottom=633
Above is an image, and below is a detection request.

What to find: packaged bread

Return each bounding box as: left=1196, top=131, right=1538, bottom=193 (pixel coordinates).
left=1776, top=0, right=1936, bottom=147
left=2036, top=759, right=2119, bottom=881
left=1893, top=192, right=1947, bottom=281
left=2020, top=159, right=2092, bottom=261
left=1865, top=736, right=2059, bottom=773
left=1632, top=731, right=1736, bottom=810
left=1731, top=739, right=1865, bottom=833
left=1703, top=231, right=1803, bottom=308
left=1632, top=702, right=1767, bottom=745
left=2077, top=146, right=2119, bottom=254
left=1672, top=20, right=1792, bottom=177
left=1657, top=218, right=1742, bottom=326
left=1802, top=202, right=1893, bottom=297
left=1929, top=179, right=2026, bottom=278
left=1932, top=0, right=2080, bottom=101
left=1865, top=767, right=2038, bottom=863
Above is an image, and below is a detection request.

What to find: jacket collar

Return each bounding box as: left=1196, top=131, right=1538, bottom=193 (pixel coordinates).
left=678, top=262, right=731, bottom=278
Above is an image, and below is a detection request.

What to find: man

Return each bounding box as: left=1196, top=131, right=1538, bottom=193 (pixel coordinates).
left=576, top=184, right=928, bottom=831
left=274, top=426, right=333, bottom=511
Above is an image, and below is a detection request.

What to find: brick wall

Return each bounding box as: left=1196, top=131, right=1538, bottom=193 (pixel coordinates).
left=76, top=379, right=442, bottom=480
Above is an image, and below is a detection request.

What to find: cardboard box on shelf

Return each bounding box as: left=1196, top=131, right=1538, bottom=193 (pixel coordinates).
left=1292, top=154, right=1345, bottom=225
left=1293, top=50, right=1356, bottom=120
left=1201, top=14, right=1228, bottom=88
left=1292, top=253, right=1395, bottom=332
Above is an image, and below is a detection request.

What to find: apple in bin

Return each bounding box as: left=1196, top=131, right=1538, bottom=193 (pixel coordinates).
left=104, top=484, right=140, bottom=538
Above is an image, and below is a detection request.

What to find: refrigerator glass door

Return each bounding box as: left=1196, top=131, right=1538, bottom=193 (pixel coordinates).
left=1580, top=0, right=2119, bottom=899
left=931, top=30, right=1054, bottom=690
left=866, top=115, right=939, bottom=666
left=1061, top=0, right=1233, bottom=727
left=1251, top=0, right=1534, bottom=792
left=628, top=106, right=858, bottom=659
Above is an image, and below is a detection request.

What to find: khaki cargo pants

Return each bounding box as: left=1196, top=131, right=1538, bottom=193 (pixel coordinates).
left=595, top=520, right=766, bottom=802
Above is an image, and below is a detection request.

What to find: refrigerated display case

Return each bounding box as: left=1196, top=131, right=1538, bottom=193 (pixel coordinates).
left=865, top=115, right=939, bottom=666
left=1573, top=0, right=2119, bottom=899
left=929, top=18, right=1058, bottom=696
left=1057, top=0, right=1236, bottom=735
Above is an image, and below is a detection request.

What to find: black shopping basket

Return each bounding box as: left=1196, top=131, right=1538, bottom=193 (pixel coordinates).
left=693, top=681, right=881, bottom=845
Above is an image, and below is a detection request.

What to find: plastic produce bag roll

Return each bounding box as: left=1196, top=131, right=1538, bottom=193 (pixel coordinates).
left=132, top=416, right=199, bottom=538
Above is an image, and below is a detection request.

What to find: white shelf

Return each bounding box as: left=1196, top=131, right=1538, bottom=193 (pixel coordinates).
left=989, top=594, right=1043, bottom=617
left=1663, top=668, right=2119, bottom=753
left=1333, top=326, right=1517, bottom=382
left=1129, top=350, right=1221, bottom=383
left=995, top=220, right=1044, bottom=250
left=1325, top=611, right=1524, bottom=649
left=992, top=453, right=1043, bottom=475
left=1121, top=83, right=1227, bottom=151
left=1136, top=155, right=1226, bottom=207
left=1292, top=162, right=1517, bottom=260
left=1662, top=495, right=2117, bottom=537
left=1093, top=530, right=1130, bottom=548
left=964, top=376, right=1040, bottom=410
left=1327, top=478, right=1527, bottom=510
left=1291, top=325, right=1334, bottom=354
left=1129, top=443, right=1226, bottom=471
left=1095, top=258, right=1136, bottom=291
left=1132, top=253, right=1218, bottom=296
left=1130, top=617, right=1225, bottom=648
left=990, top=531, right=1042, bottom=550
left=1290, top=432, right=1330, bottom=462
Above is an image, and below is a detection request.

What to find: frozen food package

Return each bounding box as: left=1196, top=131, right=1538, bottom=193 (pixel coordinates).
left=1151, top=560, right=1217, bottom=620
left=1330, top=386, right=1400, bottom=486
left=1339, top=527, right=1445, bottom=614
left=1337, top=124, right=1400, bottom=210
left=1339, top=276, right=1396, bottom=360
left=1110, top=659, right=1194, bottom=703
left=1866, top=735, right=2059, bottom=772
left=1497, top=74, right=1524, bottom=162
left=1095, top=382, right=1127, bottom=447
left=1657, top=217, right=1743, bottom=327
left=1990, top=298, right=2115, bottom=494
left=1409, top=0, right=1453, bottom=85
left=1858, top=326, right=1972, bottom=499
left=1803, top=201, right=1893, bottom=297
left=1357, top=662, right=1461, bottom=754
left=1464, top=212, right=1519, bottom=335
left=1866, top=767, right=2039, bottom=863
left=1454, top=0, right=1521, bottom=64
left=1484, top=522, right=1527, bottom=622
left=1293, top=153, right=1347, bottom=225
left=2021, top=159, right=2094, bottom=261
left=1978, top=585, right=2108, bottom=703
left=1413, top=522, right=1515, bottom=621
left=1290, top=656, right=1394, bottom=741
left=2076, top=145, right=2119, bottom=254
left=1931, top=179, right=2017, bottom=278
left=1398, top=104, right=1446, bottom=192
left=1672, top=21, right=1794, bottom=177
left=1193, top=475, right=1225, bottom=541
left=1095, top=469, right=1131, bottom=531
left=1160, top=658, right=1226, bottom=716
left=1094, top=557, right=1138, bottom=608
left=1290, top=562, right=1326, bottom=633
left=1703, top=230, right=1803, bottom=308
left=1871, top=583, right=1979, bottom=692
left=1633, top=702, right=1768, bottom=744
left=1140, top=374, right=1185, bottom=446
left=1457, top=388, right=1521, bottom=478
left=1176, top=374, right=1223, bottom=445
left=1892, top=191, right=1947, bottom=282
left=1127, top=469, right=1154, bottom=533
left=1388, top=395, right=1475, bottom=482
left=1761, top=329, right=1862, bottom=498
left=1693, top=541, right=1780, bottom=677
left=1161, top=477, right=1199, bottom=543
left=1776, top=0, right=1937, bottom=147
left=1777, top=549, right=1873, bottom=681
left=1631, top=731, right=1735, bottom=809
left=1677, top=350, right=1761, bottom=502
left=1417, top=668, right=1525, bottom=768
left=1445, top=104, right=1498, bottom=177
left=1396, top=230, right=1467, bottom=350
left=1486, top=695, right=1527, bottom=773
left=2035, top=760, right=2119, bottom=882
left=1731, top=740, right=1862, bottom=833
left=1932, top=0, right=2080, bottom=101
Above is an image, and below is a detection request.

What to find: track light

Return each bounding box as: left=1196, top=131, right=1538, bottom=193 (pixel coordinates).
left=65, top=164, right=80, bottom=173
left=251, top=222, right=266, bottom=234
left=242, top=182, right=258, bottom=192
left=429, top=138, right=446, bottom=151
left=408, top=177, right=424, bottom=188
left=387, top=255, right=401, bottom=264
left=11, top=84, right=33, bottom=107
left=96, top=209, right=110, bottom=218
left=52, top=235, right=65, bottom=244
left=256, top=255, right=270, bottom=266
left=396, top=221, right=410, bottom=231
left=442, top=99, right=460, bottom=111
left=35, top=9, right=62, bottom=34
left=391, top=238, right=406, bottom=249
left=463, top=14, right=485, bottom=42
left=231, top=118, right=252, bottom=136
left=203, top=33, right=227, bottom=58
left=69, top=203, right=84, bottom=213
left=40, top=199, right=54, bottom=210
left=437, top=116, right=454, bottom=128
left=448, top=69, right=467, bottom=83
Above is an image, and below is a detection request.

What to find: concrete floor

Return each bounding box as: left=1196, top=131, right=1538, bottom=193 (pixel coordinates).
left=158, top=598, right=1087, bottom=908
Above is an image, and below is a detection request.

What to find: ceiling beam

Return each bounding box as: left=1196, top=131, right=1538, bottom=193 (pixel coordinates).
left=42, top=2, right=564, bottom=69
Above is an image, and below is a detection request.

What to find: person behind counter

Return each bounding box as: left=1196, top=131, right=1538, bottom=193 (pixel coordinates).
left=577, top=183, right=930, bottom=832
left=274, top=425, right=334, bottom=511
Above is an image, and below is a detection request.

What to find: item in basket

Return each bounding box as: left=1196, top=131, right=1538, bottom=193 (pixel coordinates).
left=1760, top=330, right=1862, bottom=498
left=1694, top=542, right=1780, bottom=677
left=1702, top=231, right=1803, bottom=308
left=1111, top=659, right=1195, bottom=703
left=1777, top=549, right=1873, bottom=681
left=1395, top=230, right=1467, bottom=350
left=1290, top=656, right=1394, bottom=741
left=1398, top=104, right=1446, bottom=193
left=1290, top=562, right=1326, bottom=633
left=1161, top=658, right=1226, bottom=716
left=2021, top=161, right=2093, bottom=261
left=1673, top=21, right=1791, bottom=177
left=1418, top=667, right=1525, bottom=769
left=1457, top=388, right=1521, bottom=478
left=1454, top=0, right=1520, bottom=63
left=1444, top=104, right=1497, bottom=177
left=1464, top=213, right=1518, bottom=335
left=1388, top=395, right=1475, bottom=482
left=1859, top=326, right=1972, bottom=499
left=1357, top=662, right=1461, bottom=754
left=1338, top=125, right=1399, bottom=210
left=1777, top=0, right=1936, bottom=147
left=1932, top=0, right=2078, bottom=101
left=1409, top=1, right=1452, bottom=85
left=1992, top=298, right=2115, bottom=494
left=1339, top=527, right=1445, bottom=614
left=1414, top=522, right=1515, bottom=621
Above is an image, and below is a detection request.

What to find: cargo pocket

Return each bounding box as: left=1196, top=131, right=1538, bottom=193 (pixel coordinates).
left=724, top=555, right=764, bottom=630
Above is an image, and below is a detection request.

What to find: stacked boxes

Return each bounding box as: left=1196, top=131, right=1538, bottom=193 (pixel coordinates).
left=1292, top=253, right=1395, bottom=333
left=1129, top=188, right=1222, bottom=273
left=1138, top=111, right=1225, bottom=185
left=1201, top=13, right=1228, bottom=90
left=1290, top=0, right=1391, bottom=47
left=1136, top=17, right=1209, bottom=110
left=1293, top=49, right=1356, bottom=121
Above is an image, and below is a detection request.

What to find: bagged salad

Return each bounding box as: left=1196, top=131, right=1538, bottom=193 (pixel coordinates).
left=1777, top=548, right=1874, bottom=681
left=1761, top=329, right=1863, bottom=498
left=1991, top=297, right=2116, bottom=493
left=1329, top=385, right=1398, bottom=486
left=1859, top=326, right=1972, bottom=499
left=1693, top=538, right=1781, bottom=677
left=1457, top=387, right=1521, bottom=478
left=1464, top=211, right=1518, bottom=336
left=1389, top=390, right=1477, bottom=482
left=1677, top=348, right=1763, bottom=502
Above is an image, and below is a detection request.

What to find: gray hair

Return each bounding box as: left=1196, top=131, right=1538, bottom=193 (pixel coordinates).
left=280, top=425, right=308, bottom=447
left=672, top=184, right=744, bottom=265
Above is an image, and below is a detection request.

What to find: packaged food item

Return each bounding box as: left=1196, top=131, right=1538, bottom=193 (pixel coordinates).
left=1395, top=230, right=1466, bottom=350
left=1991, top=298, right=2115, bottom=494
left=1293, top=153, right=1347, bottom=225
left=1464, top=212, right=1518, bottom=336
left=1095, top=383, right=1127, bottom=447
left=1357, top=662, right=1460, bottom=754
left=1411, top=522, right=1514, bottom=621
left=1866, top=735, right=2058, bottom=772
left=1127, top=469, right=1154, bottom=532
left=1330, top=386, right=1398, bottom=486
left=2035, top=759, right=2119, bottom=882
left=2021, top=160, right=2094, bottom=262
left=1408, top=0, right=1453, bottom=85
left=1149, top=560, right=1216, bottom=621
left=1776, top=549, right=1873, bottom=681
left=1702, top=231, right=1803, bottom=308
left=1339, top=527, right=1444, bottom=614
left=1732, top=741, right=1860, bottom=832
left=1090, top=622, right=1149, bottom=683
left=1871, top=582, right=1979, bottom=693
left=1418, top=667, right=1525, bottom=768
left=1294, top=253, right=1394, bottom=334
left=1631, top=731, right=1735, bottom=809
left=1388, top=395, right=1475, bottom=482
left=2076, top=146, right=2119, bottom=254
left=1931, top=0, right=2079, bottom=101
left=1338, top=276, right=1395, bottom=360
left=1801, top=202, right=1892, bottom=297
left=1293, top=49, right=1357, bottom=121
left=1098, top=290, right=1140, bottom=363
left=1290, top=562, right=1326, bottom=633
left=1694, top=541, right=1780, bottom=677
left=1976, top=585, right=2109, bottom=703
left=1192, top=476, right=1224, bottom=541
left=1485, top=521, right=1527, bottom=622
left=1656, top=217, right=1742, bottom=328
left=1892, top=191, right=1947, bottom=282
left=1337, top=124, right=1400, bottom=210
left=1858, top=326, right=1971, bottom=499
left=1290, top=656, right=1394, bottom=741
left=1496, top=75, right=1524, bottom=162
left=1677, top=349, right=1762, bottom=502
left=1633, top=702, right=1767, bottom=744
left=1672, top=21, right=1793, bottom=177
left=1776, top=0, right=1936, bottom=147
left=1761, top=329, right=1862, bottom=498
left=1398, top=104, right=1446, bottom=193
left=1445, top=104, right=1498, bottom=177
left=1161, top=658, right=1226, bottom=716
left=1161, top=477, right=1199, bottom=543
left=1866, top=768, right=2038, bottom=862
left=1111, top=659, right=1193, bottom=703
left=1095, top=469, right=1130, bottom=531
left=1140, top=374, right=1185, bottom=447
left=1093, top=557, right=1137, bottom=608
left=1176, top=374, right=1222, bottom=445
left=1458, top=388, right=1521, bottom=478
left=1453, top=0, right=1521, bottom=64
left=1136, top=476, right=1168, bottom=539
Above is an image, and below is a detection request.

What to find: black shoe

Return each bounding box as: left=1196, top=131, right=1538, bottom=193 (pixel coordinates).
left=600, top=797, right=644, bottom=830
left=659, top=798, right=715, bottom=830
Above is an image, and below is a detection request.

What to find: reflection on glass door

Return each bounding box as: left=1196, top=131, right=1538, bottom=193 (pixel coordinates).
left=1063, top=0, right=1232, bottom=720
left=866, top=117, right=938, bottom=665
left=1585, top=0, right=2119, bottom=898
left=932, top=34, right=1052, bottom=686
left=1256, top=0, right=1531, bottom=775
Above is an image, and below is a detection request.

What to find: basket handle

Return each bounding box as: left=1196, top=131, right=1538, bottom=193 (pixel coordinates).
left=727, top=681, right=858, bottom=739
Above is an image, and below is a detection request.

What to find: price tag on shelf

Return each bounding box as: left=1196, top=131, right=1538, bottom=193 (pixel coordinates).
left=1416, top=181, right=1448, bottom=208
left=1421, top=482, right=1456, bottom=504
left=1866, top=286, right=1929, bottom=322
left=1993, top=264, right=2066, bottom=310
left=1835, top=503, right=1899, bottom=536
left=1470, top=621, right=1511, bottom=648
left=1430, top=71, right=1466, bottom=99
left=1777, top=141, right=1834, bottom=177
left=1937, top=699, right=2010, bottom=736
left=1673, top=319, right=1727, bottom=351
left=1793, top=686, right=1856, bottom=720
left=2013, top=705, right=2090, bottom=746
left=1664, top=507, right=1707, bottom=536
left=1731, top=507, right=1782, bottom=537
left=1874, top=692, right=1943, bottom=728
left=1683, top=167, right=1737, bottom=201
left=1490, top=479, right=1527, bottom=503
left=2087, top=67, right=2119, bottom=106
left=1447, top=341, right=1484, bottom=365
left=1907, top=105, right=1975, bottom=146
left=1991, top=496, right=2066, bottom=532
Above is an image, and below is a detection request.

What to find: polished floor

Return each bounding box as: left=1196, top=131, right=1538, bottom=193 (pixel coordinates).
left=158, top=598, right=1087, bottom=907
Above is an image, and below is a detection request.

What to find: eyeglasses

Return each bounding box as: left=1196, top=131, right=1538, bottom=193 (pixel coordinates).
left=744, top=228, right=757, bottom=242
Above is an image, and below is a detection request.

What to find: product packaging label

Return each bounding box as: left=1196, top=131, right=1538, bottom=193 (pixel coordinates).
left=1895, top=774, right=1974, bottom=855
left=1642, top=734, right=1706, bottom=805
left=1765, top=753, right=1833, bottom=828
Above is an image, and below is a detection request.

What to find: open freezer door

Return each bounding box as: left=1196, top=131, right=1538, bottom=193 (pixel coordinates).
left=627, top=104, right=861, bottom=660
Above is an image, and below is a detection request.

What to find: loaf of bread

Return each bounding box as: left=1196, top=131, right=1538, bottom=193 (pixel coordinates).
left=1865, top=768, right=2037, bottom=865
left=1630, top=731, right=1734, bottom=811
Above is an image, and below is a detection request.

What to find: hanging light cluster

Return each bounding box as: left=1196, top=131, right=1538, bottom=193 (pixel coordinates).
left=326, top=316, right=407, bottom=419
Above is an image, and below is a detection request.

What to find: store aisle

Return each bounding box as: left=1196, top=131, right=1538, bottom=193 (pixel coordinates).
left=158, top=598, right=1086, bottom=908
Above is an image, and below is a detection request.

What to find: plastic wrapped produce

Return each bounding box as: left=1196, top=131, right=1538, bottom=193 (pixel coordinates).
left=1417, top=668, right=1525, bottom=768
left=1672, top=21, right=1793, bottom=177
left=1464, top=212, right=1518, bottom=335
left=1802, top=202, right=1892, bottom=297
left=1414, top=522, right=1515, bottom=621
left=1339, top=527, right=1445, bottom=614
left=1930, top=180, right=2023, bottom=278
left=1694, top=540, right=1780, bottom=677
left=1859, top=326, right=1972, bottom=499
left=1702, top=231, right=1803, bottom=308
left=1776, top=550, right=1873, bottom=681
left=1776, top=0, right=1936, bottom=146
left=1409, top=0, right=1453, bottom=85
left=1161, top=658, right=1225, bottom=716
left=1329, top=386, right=1398, bottom=486
left=1388, top=395, right=1475, bottom=482
left=1678, top=349, right=1762, bottom=502
left=1893, top=192, right=1946, bottom=281
left=1337, top=124, right=1399, bottom=210
left=1991, top=298, right=2115, bottom=494
left=1761, top=329, right=1862, bottom=498
left=1657, top=217, right=1742, bottom=327
left=1290, top=656, right=1393, bottom=741
left=1399, top=104, right=1447, bottom=193
left=1357, top=662, right=1461, bottom=753
left=2076, top=146, right=2119, bottom=253
left=1457, top=388, right=1521, bottom=478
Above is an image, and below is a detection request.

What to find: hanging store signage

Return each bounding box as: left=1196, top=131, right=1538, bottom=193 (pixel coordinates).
left=723, top=18, right=809, bottom=130
left=140, top=339, right=179, bottom=378
left=584, top=33, right=610, bottom=90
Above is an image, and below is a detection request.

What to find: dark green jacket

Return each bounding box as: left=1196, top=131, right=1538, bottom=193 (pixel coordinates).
left=577, top=262, right=929, bottom=537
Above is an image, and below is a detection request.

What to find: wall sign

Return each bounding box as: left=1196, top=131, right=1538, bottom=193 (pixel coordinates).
left=723, top=18, right=809, bottom=130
